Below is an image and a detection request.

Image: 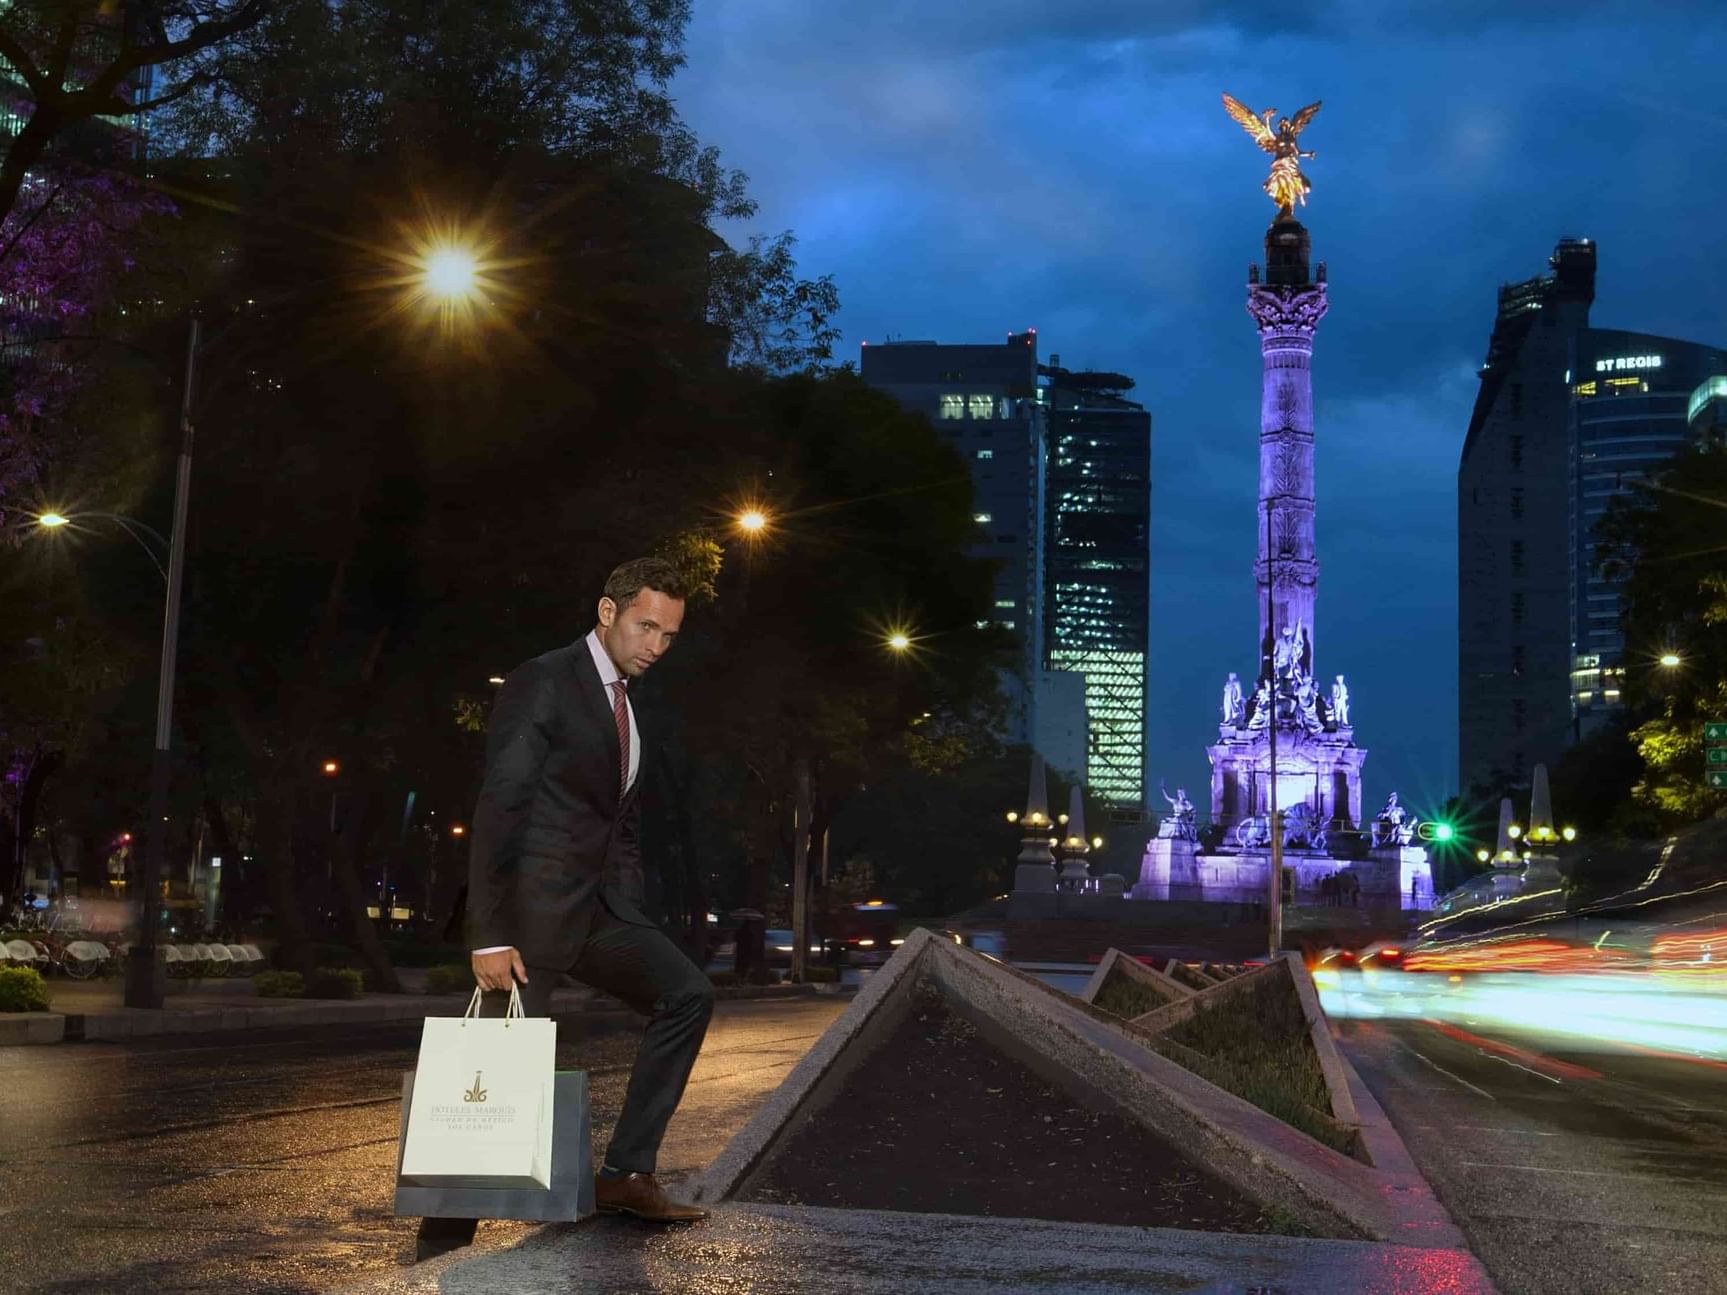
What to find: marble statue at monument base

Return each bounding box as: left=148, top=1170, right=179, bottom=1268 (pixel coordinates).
left=1127, top=839, right=1433, bottom=910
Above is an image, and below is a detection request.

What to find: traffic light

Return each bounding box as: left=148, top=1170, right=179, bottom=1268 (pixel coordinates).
left=1417, top=820, right=1456, bottom=843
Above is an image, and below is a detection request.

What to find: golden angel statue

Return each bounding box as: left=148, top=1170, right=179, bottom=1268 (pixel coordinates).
left=1221, top=94, right=1322, bottom=214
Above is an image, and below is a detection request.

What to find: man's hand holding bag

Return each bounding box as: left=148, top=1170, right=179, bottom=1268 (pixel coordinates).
left=400, top=985, right=556, bottom=1191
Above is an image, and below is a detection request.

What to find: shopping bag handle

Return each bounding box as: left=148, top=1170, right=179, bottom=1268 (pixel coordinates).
left=460, top=983, right=526, bottom=1024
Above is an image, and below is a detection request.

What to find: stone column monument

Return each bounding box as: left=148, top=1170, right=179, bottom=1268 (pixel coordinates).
left=1203, top=168, right=1366, bottom=845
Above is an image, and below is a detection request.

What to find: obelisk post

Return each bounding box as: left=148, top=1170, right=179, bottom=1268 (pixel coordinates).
left=1250, top=218, right=1328, bottom=672
left=1221, top=94, right=1329, bottom=675
left=1223, top=94, right=1329, bottom=950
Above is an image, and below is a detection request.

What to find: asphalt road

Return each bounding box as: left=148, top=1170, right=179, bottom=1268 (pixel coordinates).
left=1340, top=1014, right=1727, bottom=1295
left=0, top=996, right=845, bottom=1294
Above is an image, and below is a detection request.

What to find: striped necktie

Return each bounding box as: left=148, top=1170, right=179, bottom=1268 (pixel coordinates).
left=609, top=679, right=630, bottom=802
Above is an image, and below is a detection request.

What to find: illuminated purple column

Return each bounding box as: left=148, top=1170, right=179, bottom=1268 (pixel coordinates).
left=1248, top=216, right=1329, bottom=677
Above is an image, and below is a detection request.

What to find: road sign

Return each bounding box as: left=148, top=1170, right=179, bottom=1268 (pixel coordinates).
left=1707, top=722, right=1727, bottom=743
left=1709, top=748, right=1727, bottom=766
left=1710, top=770, right=1727, bottom=790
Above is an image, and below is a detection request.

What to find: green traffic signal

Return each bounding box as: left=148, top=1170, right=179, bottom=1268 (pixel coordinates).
left=1432, top=821, right=1455, bottom=843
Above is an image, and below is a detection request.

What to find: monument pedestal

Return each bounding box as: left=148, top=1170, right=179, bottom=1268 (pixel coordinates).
left=1131, top=837, right=1199, bottom=901
left=1360, top=846, right=1432, bottom=909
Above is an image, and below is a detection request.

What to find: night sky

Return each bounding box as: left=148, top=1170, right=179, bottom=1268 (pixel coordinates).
left=672, top=1, right=1727, bottom=813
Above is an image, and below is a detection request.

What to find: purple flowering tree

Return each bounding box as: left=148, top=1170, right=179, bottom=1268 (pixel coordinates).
left=0, top=1, right=272, bottom=526
left=0, top=162, right=171, bottom=524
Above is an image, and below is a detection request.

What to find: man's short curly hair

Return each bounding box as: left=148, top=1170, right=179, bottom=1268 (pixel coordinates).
left=603, top=557, right=690, bottom=612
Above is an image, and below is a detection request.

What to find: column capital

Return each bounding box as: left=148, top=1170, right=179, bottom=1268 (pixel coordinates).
left=1247, top=282, right=1329, bottom=335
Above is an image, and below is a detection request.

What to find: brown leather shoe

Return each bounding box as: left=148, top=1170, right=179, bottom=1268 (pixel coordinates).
left=594, top=1172, right=709, bottom=1222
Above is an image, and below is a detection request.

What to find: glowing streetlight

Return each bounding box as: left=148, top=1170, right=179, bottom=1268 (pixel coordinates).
left=419, top=244, right=480, bottom=302
left=1659, top=653, right=1682, bottom=668
left=1005, top=811, right=1019, bottom=823
left=736, top=508, right=770, bottom=535
left=488, top=675, right=506, bottom=685
left=1476, top=848, right=1491, bottom=863
left=1091, top=836, right=1104, bottom=849
left=886, top=632, right=912, bottom=652
left=450, top=824, right=466, bottom=837
left=1562, top=826, right=1578, bottom=842
left=1507, top=823, right=1522, bottom=839
left=36, top=512, right=68, bottom=528
left=321, top=759, right=340, bottom=776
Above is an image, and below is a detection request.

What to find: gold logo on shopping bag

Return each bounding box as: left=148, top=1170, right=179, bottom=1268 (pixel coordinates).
left=463, top=1072, right=488, bottom=1103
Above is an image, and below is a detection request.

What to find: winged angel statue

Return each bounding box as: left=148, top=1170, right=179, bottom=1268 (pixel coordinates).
left=1221, top=94, right=1322, bottom=214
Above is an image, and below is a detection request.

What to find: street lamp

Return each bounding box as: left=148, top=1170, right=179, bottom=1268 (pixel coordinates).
left=32, top=510, right=170, bottom=580
left=25, top=235, right=507, bottom=1005
left=1659, top=653, right=1682, bottom=668
left=886, top=632, right=912, bottom=652
left=397, top=229, right=495, bottom=334
left=736, top=507, right=770, bottom=535
left=420, top=245, right=479, bottom=301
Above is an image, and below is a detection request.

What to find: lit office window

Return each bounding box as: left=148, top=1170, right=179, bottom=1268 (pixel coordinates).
left=974, top=512, right=992, bottom=523
left=939, top=394, right=966, bottom=419
left=967, top=395, right=995, bottom=419
left=994, top=599, right=1015, bottom=609
left=976, top=449, right=994, bottom=460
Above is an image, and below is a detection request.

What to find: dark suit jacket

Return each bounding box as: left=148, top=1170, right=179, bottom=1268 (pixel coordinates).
left=464, top=639, right=656, bottom=969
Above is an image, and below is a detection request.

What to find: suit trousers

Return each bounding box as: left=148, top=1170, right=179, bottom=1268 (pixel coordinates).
left=480, top=903, right=714, bottom=1174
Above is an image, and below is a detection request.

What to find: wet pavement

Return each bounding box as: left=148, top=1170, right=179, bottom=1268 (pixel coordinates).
left=339, top=1201, right=1495, bottom=1295
left=0, top=996, right=845, bottom=1293
left=1340, top=1016, right=1727, bottom=1294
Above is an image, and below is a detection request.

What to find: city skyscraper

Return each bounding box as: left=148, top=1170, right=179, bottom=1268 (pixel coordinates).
left=861, top=334, right=1152, bottom=804
left=1040, top=362, right=1151, bottom=811
left=1568, top=331, right=1725, bottom=737
left=1457, top=238, right=1596, bottom=795
left=1458, top=240, right=1725, bottom=789
left=1692, top=374, right=1727, bottom=446
left=859, top=330, right=1044, bottom=691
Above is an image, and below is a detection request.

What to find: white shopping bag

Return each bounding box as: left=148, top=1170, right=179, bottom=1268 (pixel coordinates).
left=400, top=986, right=556, bottom=1190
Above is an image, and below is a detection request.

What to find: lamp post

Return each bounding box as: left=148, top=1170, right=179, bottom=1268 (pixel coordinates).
left=117, top=234, right=490, bottom=1007
left=34, top=511, right=169, bottom=579
left=119, top=318, right=201, bottom=1008
left=1264, top=497, right=1283, bottom=958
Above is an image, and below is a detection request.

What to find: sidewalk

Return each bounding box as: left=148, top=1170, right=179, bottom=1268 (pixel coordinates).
left=0, top=969, right=844, bottom=1045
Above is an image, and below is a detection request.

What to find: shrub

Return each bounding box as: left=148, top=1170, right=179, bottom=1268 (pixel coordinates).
left=707, top=970, right=739, bottom=987
left=307, top=967, right=365, bottom=999
left=744, top=966, right=781, bottom=986
left=254, top=970, right=304, bottom=998
left=0, top=966, right=50, bottom=1012
left=424, top=963, right=473, bottom=995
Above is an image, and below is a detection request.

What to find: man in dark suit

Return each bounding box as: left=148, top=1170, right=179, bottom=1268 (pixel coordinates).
left=417, top=557, right=712, bottom=1258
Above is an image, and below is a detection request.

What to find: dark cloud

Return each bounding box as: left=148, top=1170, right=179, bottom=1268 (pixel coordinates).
left=675, top=3, right=1727, bottom=805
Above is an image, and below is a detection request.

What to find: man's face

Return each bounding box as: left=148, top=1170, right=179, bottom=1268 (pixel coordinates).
left=597, top=588, right=684, bottom=679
